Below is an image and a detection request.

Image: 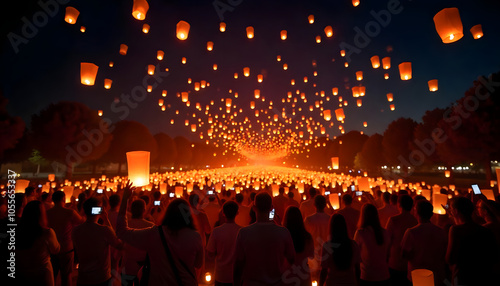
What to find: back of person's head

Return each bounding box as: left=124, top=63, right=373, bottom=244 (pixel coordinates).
left=390, top=193, right=398, bottom=205
left=358, top=203, right=384, bottom=245
left=254, top=192, right=272, bottom=213
left=222, top=201, right=239, bottom=220
left=188, top=193, right=200, bottom=208
left=41, top=192, right=49, bottom=202
left=15, top=193, right=26, bottom=213
left=288, top=191, right=295, bottom=199
left=314, top=195, right=327, bottom=211
left=161, top=198, right=195, bottom=231
left=18, top=200, right=46, bottom=249
left=279, top=187, right=285, bottom=195
left=342, top=194, right=353, bottom=206
left=329, top=214, right=352, bottom=270
left=382, top=192, right=391, bottom=203
left=413, top=195, right=426, bottom=204
left=131, top=199, right=146, bottom=219
left=140, top=195, right=150, bottom=206
left=83, top=197, right=101, bottom=217
left=416, top=200, right=433, bottom=221
left=152, top=191, right=161, bottom=201
left=25, top=186, right=35, bottom=197
left=376, top=190, right=383, bottom=198
left=235, top=193, right=244, bottom=204
left=398, top=194, right=413, bottom=212
left=451, top=197, right=474, bottom=221
left=309, top=187, right=317, bottom=198
left=109, top=194, right=121, bottom=209
left=283, top=206, right=310, bottom=253
left=52, top=191, right=65, bottom=204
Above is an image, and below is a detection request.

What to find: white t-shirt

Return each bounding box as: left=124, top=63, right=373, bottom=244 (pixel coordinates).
left=234, top=222, right=295, bottom=285
left=354, top=227, right=390, bottom=281
left=206, top=222, right=241, bottom=283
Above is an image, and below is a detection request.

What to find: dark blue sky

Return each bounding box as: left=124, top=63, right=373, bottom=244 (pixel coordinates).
left=2, top=0, right=500, bottom=147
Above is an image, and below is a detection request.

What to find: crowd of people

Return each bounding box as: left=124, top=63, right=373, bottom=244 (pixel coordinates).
left=1, top=179, right=499, bottom=286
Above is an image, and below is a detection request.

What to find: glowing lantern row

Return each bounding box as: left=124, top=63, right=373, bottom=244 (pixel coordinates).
left=323, top=110, right=331, bottom=121
left=411, top=269, right=434, bottom=286
left=470, top=24, right=483, bottom=39
left=119, top=44, right=128, bottom=55
left=147, top=65, right=155, bottom=75
left=331, top=157, right=339, bottom=169
left=65, top=7, right=80, bottom=24
left=382, top=57, right=391, bottom=69
left=126, top=151, right=150, bottom=187
left=176, top=21, right=190, bottom=40
left=370, top=56, right=380, bottom=68
left=157, top=50, right=164, bottom=60
left=324, top=26, right=333, bottom=37
left=428, top=79, right=438, bottom=92
left=399, top=62, right=412, bottom=80
left=335, top=108, right=345, bottom=121
left=80, top=63, right=98, bottom=86
left=280, top=30, right=287, bottom=40
left=243, top=67, right=250, bottom=77
left=104, top=79, right=112, bottom=89
left=356, top=71, right=363, bottom=81
left=387, top=93, right=394, bottom=102
left=132, top=0, right=149, bottom=20
left=207, top=41, right=214, bottom=51
left=433, top=8, right=463, bottom=43
left=246, top=26, right=254, bottom=39
left=219, top=22, right=226, bottom=32
left=142, top=24, right=150, bottom=33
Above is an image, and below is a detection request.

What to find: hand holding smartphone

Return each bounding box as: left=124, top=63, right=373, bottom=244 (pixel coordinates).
left=269, top=208, right=275, bottom=220
left=91, top=206, right=102, bottom=215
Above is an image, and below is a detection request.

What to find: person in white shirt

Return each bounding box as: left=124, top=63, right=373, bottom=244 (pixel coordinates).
left=207, top=201, right=241, bottom=286
left=233, top=192, right=295, bottom=286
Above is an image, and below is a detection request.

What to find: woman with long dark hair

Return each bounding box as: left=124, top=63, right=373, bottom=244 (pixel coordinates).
left=319, top=214, right=360, bottom=285
left=17, top=200, right=60, bottom=286
left=117, top=181, right=203, bottom=285
left=282, top=206, right=314, bottom=286
left=354, top=203, right=390, bottom=286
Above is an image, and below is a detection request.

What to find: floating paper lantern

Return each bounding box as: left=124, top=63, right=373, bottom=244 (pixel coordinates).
left=257, top=74, right=263, bottom=83
left=340, top=50, right=346, bottom=57
left=181, top=57, right=187, bottom=64
left=433, top=8, right=463, bottom=43
left=119, top=44, right=128, bottom=55
left=246, top=26, right=254, bottom=39
left=323, top=110, right=331, bottom=121
left=104, top=79, right=112, bottom=89
left=207, top=41, right=214, bottom=51
left=283, top=63, right=288, bottom=70
left=324, top=26, right=333, bottom=37
left=98, top=110, right=103, bottom=117
left=335, top=108, right=345, bottom=121
left=352, top=0, right=360, bottom=7
left=80, top=62, right=98, bottom=86
left=109, top=61, right=114, bottom=67
left=332, top=87, right=338, bottom=95
left=175, top=186, right=183, bottom=197
left=329, top=194, right=340, bottom=209
left=280, top=30, right=287, bottom=40
left=356, top=71, right=363, bottom=81
left=225, top=98, right=232, bottom=107
left=433, top=193, right=448, bottom=214
left=411, top=269, right=434, bottom=286
left=363, top=121, right=367, bottom=127
left=382, top=57, right=391, bottom=69
left=470, top=24, right=483, bottom=39
left=390, top=104, right=395, bottom=111
left=357, top=99, right=362, bottom=107
left=315, top=36, right=321, bottom=43
left=219, top=22, right=226, bottom=32
left=14, top=179, right=30, bottom=193
left=387, top=93, right=394, bottom=102
left=399, top=62, right=412, bottom=80
left=162, top=90, right=167, bottom=97
left=370, top=56, right=380, bottom=68
left=65, top=7, right=80, bottom=24
left=157, top=50, right=164, bottom=60
left=428, top=79, right=438, bottom=92
left=132, top=0, right=149, bottom=20
left=191, top=124, right=197, bottom=132
left=444, top=170, right=450, bottom=178
left=243, top=67, right=250, bottom=77
left=80, top=26, right=86, bottom=33
left=359, top=86, right=366, bottom=96
left=63, top=186, right=74, bottom=203
left=384, top=73, right=389, bottom=80
left=250, top=101, right=255, bottom=109
left=142, top=24, right=150, bottom=33
left=352, top=87, right=360, bottom=97
left=181, top=92, right=188, bottom=102
left=176, top=21, right=190, bottom=40
left=308, top=15, right=314, bottom=24
left=212, top=64, right=218, bottom=70
left=147, top=65, right=155, bottom=75
left=126, top=151, right=150, bottom=187
left=48, top=174, right=55, bottom=182
left=254, top=89, right=260, bottom=99
left=205, top=272, right=212, bottom=283
left=331, top=157, right=339, bottom=170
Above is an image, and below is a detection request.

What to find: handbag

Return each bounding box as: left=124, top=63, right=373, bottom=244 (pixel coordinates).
left=157, top=227, right=196, bottom=286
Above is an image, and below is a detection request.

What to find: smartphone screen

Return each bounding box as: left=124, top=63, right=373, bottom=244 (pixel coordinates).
left=38, top=184, right=43, bottom=188
left=269, top=208, right=275, bottom=220
left=169, top=193, right=174, bottom=198
left=351, top=185, right=355, bottom=192
left=208, top=190, right=214, bottom=195
left=97, top=188, right=103, bottom=194
left=154, top=200, right=160, bottom=206
left=356, top=191, right=362, bottom=196
left=471, top=184, right=481, bottom=195
left=324, top=191, right=330, bottom=195
left=91, top=207, right=102, bottom=215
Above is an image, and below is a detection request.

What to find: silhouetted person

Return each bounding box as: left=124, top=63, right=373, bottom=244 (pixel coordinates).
left=282, top=206, right=314, bottom=286
left=233, top=192, right=295, bottom=285
left=300, top=187, right=318, bottom=219
left=337, top=194, right=360, bottom=239
left=17, top=200, right=60, bottom=286
left=273, top=186, right=288, bottom=223
left=377, top=192, right=397, bottom=229
left=234, top=193, right=251, bottom=227
left=446, top=197, right=497, bottom=285
left=304, top=195, right=331, bottom=280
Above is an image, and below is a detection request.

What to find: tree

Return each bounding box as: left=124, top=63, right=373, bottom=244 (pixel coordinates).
left=174, top=136, right=192, bottom=169
left=382, top=117, right=417, bottom=174
left=338, top=131, right=368, bottom=169
left=359, top=133, right=386, bottom=172
left=28, top=149, right=48, bottom=175
left=153, top=133, right=176, bottom=171
left=412, top=108, right=446, bottom=166
left=0, top=92, right=25, bottom=159
left=100, top=120, right=157, bottom=174
left=31, top=101, right=111, bottom=178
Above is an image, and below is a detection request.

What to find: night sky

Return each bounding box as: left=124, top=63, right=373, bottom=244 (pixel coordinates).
left=2, top=0, right=500, bottom=154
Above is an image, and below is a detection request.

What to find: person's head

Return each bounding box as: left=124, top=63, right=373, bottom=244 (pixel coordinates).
left=18, top=200, right=47, bottom=248
left=376, top=190, right=383, bottom=198
left=254, top=192, right=272, bottom=214
left=358, top=203, right=384, bottom=245
left=390, top=193, right=398, bottom=205
left=450, top=197, right=474, bottom=223
left=109, top=194, right=121, bottom=209
left=152, top=191, right=161, bottom=201
left=41, top=192, right=49, bottom=202
left=235, top=193, right=244, bottom=204
left=330, top=213, right=349, bottom=242
left=249, top=191, right=256, bottom=201
left=222, top=201, right=239, bottom=221
left=314, top=195, right=327, bottom=212
left=208, top=196, right=216, bottom=202
left=382, top=192, right=391, bottom=204
left=83, top=197, right=102, bottom=219
left=477, top=199, right=500, bottom=223
left=25, top=186, right=35, bottom=197
left=140, top=195, right=150, bottom=206
left=188, top=193, right=200, bottom=208
left=398, top=194, right=413, bottom=212
left=309, top=187, right=317, bottom=198
left=283, top=206, right=309, bottom=253
left=161, top=198, right=195, bottom=231
left=288, top=191, right=295, bottom=199
left=279, top=187, right=285, bottom=195
left=131, top=199, right=146, bottom=219
left=342, top=194, right=353, bottom=206
left=415, top=200, right=434, bottom=222
left=52, top=191, right=65, bottom=204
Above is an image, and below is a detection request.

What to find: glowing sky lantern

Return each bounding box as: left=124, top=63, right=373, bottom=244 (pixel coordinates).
left=225, top=98, right=232, bottom=107
left=246, top=26, right=254, bottom=39
left=132, top=0, right=149, bottom=20
left=243, top=67, right=250, bottom=77
left=158, top=99, right=164, bottom=106
left=126, top=151, right=150, bottom=187
left=213, top=64, right=218, bottom=70
left=384, top=73, right=389, bottom=80
left=161, top=90, right=167, bottom=97
left=280, top=30, right=287, bottom=40
left=331, top=157, right=339, bottom=169
left=324, top=26, right=333, bottom=37
left=147, top=64, right=155, bottom=75
left=428, top=79, right=438, bottom=91
left=352, top=86, right=360, bottom=97
left=207, top=41, right=214, bottom=51
left=356, top=71, right=363, bottom=81
left=308, top=15, right=314, bottom=24
left=176, top=21, right=190, bottom=40
left=257, top=74, right=263, bottom=83
left=387, top=93, right=394, bottom=102
left=250, top=101, right=255, bottom=109
left=283, top=63, right=288, bottom=70
left=390, top=104, right=395, bottom=111
left=470, top=24, right=483, bottom=39
left=382, top=57, right=391, bottom=69
left=191, top=124, right=197, bottom=132
left=445, top=170, right=451, bottom=178
left=62, top=186, right=74, bottom=203
left=433, top=193, right=448, bottom=214
left=433, top=8, right=463, bottom=43
left=80, top=62, right=98, bottom=86
left=254, top=89, right=260, bottom=99
left=363, top=121, right=367, bottom=127
left=98, top=110, right=103, bottom=116
left=340, top=50, right=346, bottom=57
left=182, top=57, right=187, bottom=64
left=80, top=26, right=86, bottom=33
left=398, top=62, right=412, bottom=80
left=181, top=92, right=188, bottom=102
left=142, top=24, right=150, bottom=33
left=411, top=269, right=434, bottom=286
left=323, top=109, right=331, bottom=121
left=157, top=50, right=164, bottom=60
left=219, top=22, right=226, bottom=32
left=352, top=0, right=360, bottom=7
left=359, top=86, right=366, bottom=96
left=64, top=7, right=80, bottom=24
left=315, top=36, right=321, bottom=43
left=104, top=79, right=112, bottom=89
left=329, top=194, right=340, bottom=209
left=370, top=56, right=380, bottom=68
left=332, top=87, right=338, bottom=95
left=357, top=99, right=362, bottom=107
left=48, top=174, right=55, bottom=182
left=335, top=108, right=345, bottom=121
left=119, top=44, right=128, bottom=55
